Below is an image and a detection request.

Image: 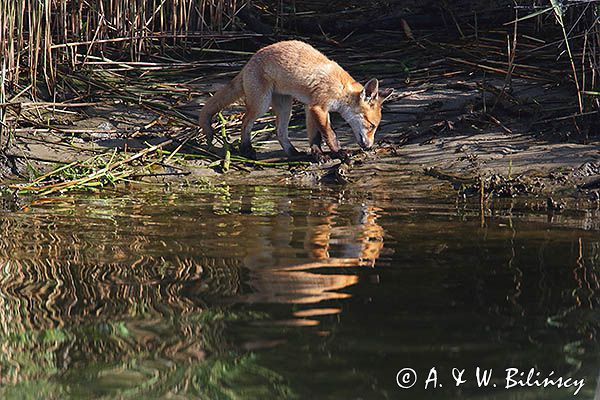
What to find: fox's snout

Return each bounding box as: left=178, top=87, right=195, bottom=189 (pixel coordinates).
left=348, top=122, right=376, bottom=151
left=358, top=119, right=377, bottom=150
left=359, top=137, right=374, bottom=150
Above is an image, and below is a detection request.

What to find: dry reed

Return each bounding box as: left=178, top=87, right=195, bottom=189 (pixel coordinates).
left=0, top=0, right=247, bottom=98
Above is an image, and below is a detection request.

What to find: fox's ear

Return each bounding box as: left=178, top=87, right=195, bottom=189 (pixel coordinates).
left=361, top=78, right=379, bottom=103
left=378, top=88, right=394, bottom=103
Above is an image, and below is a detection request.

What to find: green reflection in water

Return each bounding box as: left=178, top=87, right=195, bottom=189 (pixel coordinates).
left=0, top=185, right=597, bottom=399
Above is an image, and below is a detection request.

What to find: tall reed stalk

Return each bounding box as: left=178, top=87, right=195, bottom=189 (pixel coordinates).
left=518, top=0, right=600, bottom=111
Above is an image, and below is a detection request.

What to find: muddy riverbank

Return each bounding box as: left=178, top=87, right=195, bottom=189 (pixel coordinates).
left=2, top=31, right=599, bottom=206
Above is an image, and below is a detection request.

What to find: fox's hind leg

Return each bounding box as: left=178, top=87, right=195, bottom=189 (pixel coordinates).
left=240, top=79, right=272, bottom=159
left=272, top=94, right=300, bottom=157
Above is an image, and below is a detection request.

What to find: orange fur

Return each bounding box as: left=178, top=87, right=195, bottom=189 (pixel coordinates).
left=198, top=40, right=392, bottom=159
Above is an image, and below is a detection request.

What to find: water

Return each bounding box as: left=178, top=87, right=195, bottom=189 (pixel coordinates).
left=0, top=183, right=599, bottom=399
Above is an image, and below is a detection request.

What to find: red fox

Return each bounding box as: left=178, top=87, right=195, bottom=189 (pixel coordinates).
left=198, top=40, right=393, bottom=160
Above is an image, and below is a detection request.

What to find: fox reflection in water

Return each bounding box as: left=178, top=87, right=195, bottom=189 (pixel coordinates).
left=0, top=192, right=387, bottom=392
left=240, top=202, right=386, bottom=305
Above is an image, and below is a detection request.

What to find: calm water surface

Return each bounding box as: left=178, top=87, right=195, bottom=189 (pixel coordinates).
left=0, top=183, right=599, bottom=399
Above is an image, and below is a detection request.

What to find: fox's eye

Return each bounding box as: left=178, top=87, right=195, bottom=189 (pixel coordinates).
left=370, top=123, right=376, bottom=130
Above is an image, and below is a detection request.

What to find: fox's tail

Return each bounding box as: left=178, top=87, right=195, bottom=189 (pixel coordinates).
left=199, top=73, right=244, bottom=144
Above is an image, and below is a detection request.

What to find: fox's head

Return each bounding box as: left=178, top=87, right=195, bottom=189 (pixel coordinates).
left=346, top=79, right=393, bottom=150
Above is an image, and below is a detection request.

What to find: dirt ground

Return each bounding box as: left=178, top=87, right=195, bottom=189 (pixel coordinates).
left=3, top=32, right=600, bottom=206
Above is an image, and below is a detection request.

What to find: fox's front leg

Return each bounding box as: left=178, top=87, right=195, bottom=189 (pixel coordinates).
left=309, top=106, right=347, bottom=160
left=306, top=106, right=328, bottom=162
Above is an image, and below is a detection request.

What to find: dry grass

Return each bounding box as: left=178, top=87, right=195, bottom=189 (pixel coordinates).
left=0, top=0, right=246, bottom=97
left=0, top=0, right=249, bottom=154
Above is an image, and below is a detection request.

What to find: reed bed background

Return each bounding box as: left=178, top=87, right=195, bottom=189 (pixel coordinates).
left=2, top=0, right=599, bottom=99
left=1, top=0, right=598, bottom=117
left=0, top=0, right=246, bottom=97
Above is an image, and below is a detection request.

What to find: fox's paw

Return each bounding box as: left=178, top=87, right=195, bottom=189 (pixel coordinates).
left=311, top=151, right=331, bottom=164
left=203, top=129, right=214, bottom=147
left=286, top=147, right=305, bottom=159
left=240, top=144, right=257, bottom=160
left=333, top=149, right=351, bottom=162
